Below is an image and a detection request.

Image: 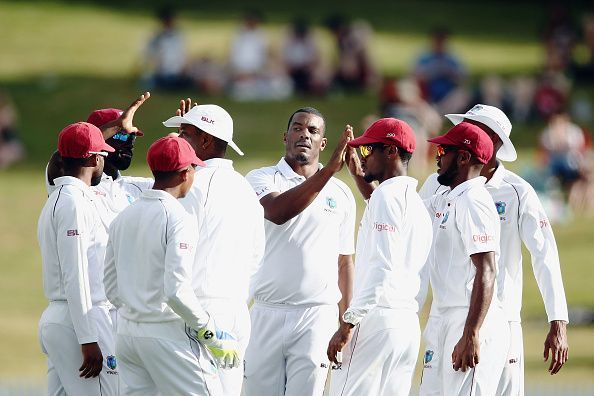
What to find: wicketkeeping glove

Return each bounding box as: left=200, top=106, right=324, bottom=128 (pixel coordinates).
left=194, top=318, right=240, bottom=369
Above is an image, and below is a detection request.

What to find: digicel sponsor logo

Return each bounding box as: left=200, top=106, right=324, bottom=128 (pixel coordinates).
left=473, top=234, right=494, bottom=243
left=374, top=222, right=396, bottom=232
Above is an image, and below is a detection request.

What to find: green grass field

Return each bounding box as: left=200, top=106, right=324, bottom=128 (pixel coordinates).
left=1, top=0, right=593, bottom=391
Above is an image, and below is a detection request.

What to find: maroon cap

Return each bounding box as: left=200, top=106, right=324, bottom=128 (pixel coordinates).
left=58, top=122, right=115, bottom=158
left=147, top=136, right=206, bottom=172
left=428, top=122, right=494, bottom=164
left=86, top=108, right=144, bottom=136
left=348, top=118, right=416, bottom=153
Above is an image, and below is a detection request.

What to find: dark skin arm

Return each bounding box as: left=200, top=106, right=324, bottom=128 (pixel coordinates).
left=345, top=143, right=375, bottom=200
left=99, top=91, right=151, bottom=140
left=452, top=251, right=496, bottom=372
left=326, top=254, right=354, bottom=365
left=260, top=126, right=350, bottom=225
left=79, top=342, right=103, bottom=378
left=544, top=320, right=569, bottom=374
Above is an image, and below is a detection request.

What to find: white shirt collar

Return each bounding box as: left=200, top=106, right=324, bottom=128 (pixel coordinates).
left=377, top=175, right=418, bottom=190
left=486, top=162, right=505, bottom=189
left=204, top=158, right=234, bottom=169
left=446, top=176, right=487, bottom=201
left=277, top=157, right=322, bottom=180
left=141, top=189, right=178, bottom=202
left=54, top=176, right=92, bottom=192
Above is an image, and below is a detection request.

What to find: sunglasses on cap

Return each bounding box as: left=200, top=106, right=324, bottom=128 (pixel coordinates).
left=436, top=145, right=458, bottom=157
left=112, top=131, right=136, bottom=143
left=89, top=151, right=108, bottom=157
left=359, top=144, right=386, bottom=159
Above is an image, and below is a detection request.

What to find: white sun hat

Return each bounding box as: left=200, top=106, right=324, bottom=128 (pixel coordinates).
left=162, top=104, right=244, bottom=156
left=445, top=104, right=516, bottom=162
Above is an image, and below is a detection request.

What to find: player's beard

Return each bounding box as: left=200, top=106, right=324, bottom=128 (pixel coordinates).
left=363, top=171, right=376, bottom=183
left=91, top=174, right=103, bottom=186
left=437, top=154, right=459, bottom=186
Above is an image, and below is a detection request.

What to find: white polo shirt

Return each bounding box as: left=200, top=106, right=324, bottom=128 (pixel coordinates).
left=104, top=189, right=209, bottom=329
left=45, top=166, right=154, bottom=229
left=420, top=166, right=568, bottom=322
left=345, top=176, right=432, bottom=322
left=425, top=176, right=501, bottom=310
left=37, top=176, right=109, bottom=344
left=246, top=158, right=356, bottom=306
left=180, top=158, right=265, bottom=303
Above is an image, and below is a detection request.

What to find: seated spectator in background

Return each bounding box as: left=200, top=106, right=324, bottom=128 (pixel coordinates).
left=471, top=74, right=513, bottom=117
left=281, top=18, right=326, bottom=95
left=142, top=6, right=189, bottom=90
left=228, top=10, right=291, bottom=100
left=413, top=27, right=469, bottom=114
left=188, top=56, right=227, bottom=96
left=539, top=111, right=593, bottom=213
left=325, top=15, right=377, bottom=92
left=541, top=2, right=577, bottom=76
left=534, top=71, right=571, bottom=121
left=0, top=91, right=25, bottom=169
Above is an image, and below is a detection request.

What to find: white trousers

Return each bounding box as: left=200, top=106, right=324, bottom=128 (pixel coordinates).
left=419, top=306, right=510, bottom=396
left=39, top=302, right=118, bottom=396
left=329, top=308, right=420, bottom=396
left=418, top=314, right=441, bottom=396
left=496, top=321, right=524, bottom=396
left=116, top=317, right=224, bottom=396
left=200, top=299, right=251, bottom=396
left=243, top=302, right=338, bottom=396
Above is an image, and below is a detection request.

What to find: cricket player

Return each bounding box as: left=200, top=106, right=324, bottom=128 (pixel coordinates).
left=326, top=118, right=433, bottom=396
left=162, top=100, right=265, bottom=395
left=418, top=104, right=569, bottom=395
left=243, top=108, right=356, bottom=396
left=38, top=122, right=117, bottom=395
left=104, top=136, right=239, bottom=395
left=420, top=122, right=510, bottom=395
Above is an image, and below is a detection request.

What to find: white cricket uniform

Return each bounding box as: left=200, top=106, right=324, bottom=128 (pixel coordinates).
left=420, top=176, right=509, bottom=396
left=180, top=158, right=265, bottom=396
left=37, top=176, right=117, bottom=396
left=244, top=158, right=356, bottom=396
left=329, top=176, right=432, bottom=396
left=419, top=167, right=568, bottom=396
left=104, top=189, right=224, bottom=396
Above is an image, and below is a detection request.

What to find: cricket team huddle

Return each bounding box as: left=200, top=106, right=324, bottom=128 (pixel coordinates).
left=37, top=91, right=569, bottom=396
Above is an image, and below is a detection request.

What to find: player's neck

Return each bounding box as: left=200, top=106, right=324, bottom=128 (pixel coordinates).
left=285, top=157, right=319, bottom=179
left=480, top=158, right=498, bottom=182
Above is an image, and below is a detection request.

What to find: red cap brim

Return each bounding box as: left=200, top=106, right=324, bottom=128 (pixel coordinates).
left=348, top=135, right=384, bottom=148
left=427, top=135, right=458, bottom=146
left=102, top=141, right=115, bottom=152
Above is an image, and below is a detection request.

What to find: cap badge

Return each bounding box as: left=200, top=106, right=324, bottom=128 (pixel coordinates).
left=463, top=139, right=471, bottom=144
left=386, top=133, right=395, bottom=137
left=201, top=116, right=215, bottom=124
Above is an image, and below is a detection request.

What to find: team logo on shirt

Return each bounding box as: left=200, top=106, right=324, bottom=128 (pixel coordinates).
left=326, top=196, right=337, bottom=209
left=439, top=212, right=449, bottom=229
left=126, top=194, right=134, bottom=204
left=495, top=201, right=506, bottom=215
left=423, top=350, right=434, bottom=368
left=374, top=222, right=396, bottom=232
left=106, top=355, right=117, bottom=370
left=66, top=229, right=80, bottom=236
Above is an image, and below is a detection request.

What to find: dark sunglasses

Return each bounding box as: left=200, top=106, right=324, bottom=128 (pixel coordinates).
left=436, top=145, right=457, bottom=157
left=359, top=144, right=386, bottom=159
left=112, top=131, right=136, bottom=143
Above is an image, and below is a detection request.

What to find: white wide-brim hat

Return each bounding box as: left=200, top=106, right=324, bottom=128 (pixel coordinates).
left=163, top=104, right=244, bottom=156
left=446, top=104, right=516, bottom=162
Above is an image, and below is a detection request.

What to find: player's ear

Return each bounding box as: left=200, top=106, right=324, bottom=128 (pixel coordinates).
left=386, top=145, right=398, bottom=157
left=320, top=137, right=328, bottom=151
left=283, top=132, right=287, bottom=145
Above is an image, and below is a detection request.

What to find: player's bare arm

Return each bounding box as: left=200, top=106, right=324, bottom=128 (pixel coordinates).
left=345, top=128, right=375, bottom=200
left=79, top=342, right=103, bottom=378
left=100, top=91, right=151, bottom=139
left=337, top=254, right=354, bottom=327
left=259, top=125, right=350, bottom=225
left=544, top=319, right=569, bottom=374
left=452, top=251, right=496, bottom=372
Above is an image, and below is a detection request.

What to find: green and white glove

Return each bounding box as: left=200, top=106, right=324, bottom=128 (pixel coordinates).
left=195, top=317, right=240, bottom=369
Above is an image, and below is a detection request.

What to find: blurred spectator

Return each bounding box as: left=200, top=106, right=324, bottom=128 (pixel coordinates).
left=541, top=2, right=577, bottom=75
left=379, top=76, right=442, bottom=175
left=509, top=76, right=537, bottom=123
left=281, top=18, right=325, bottom=95
left=0, top=91, right=25, bottom=169
left=142, top=6, right=189, bottom=90
left=472, top=74, right=513, bottom=116
left=413, top=27, right=469, bottom=114
left=539, top=112, right=593, bottom=211
left=325, top=15, right=378, bottom=92
left=228, top=10, right=292, bottom=100
left=188, top=56, right=227, bottom=96
left=534, top=71, right=571, bottom=120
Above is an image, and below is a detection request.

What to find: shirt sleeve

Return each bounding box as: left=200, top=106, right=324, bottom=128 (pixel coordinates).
left=246, top=168, right=280, bottom=199
left=456, top=195, right=499, bottom=257
left=103, top=225, right=120, bottom=309
left=346, top=189, right=403, bottom=321
left=338, top=187, right=356, bottom=255
left=55, top=198, right=98, bottom=344
left=519, top=188, right=569, bottom=322
left=418, top=173, right=442, bottom=200
left=163, top=209, right=210, bottom=330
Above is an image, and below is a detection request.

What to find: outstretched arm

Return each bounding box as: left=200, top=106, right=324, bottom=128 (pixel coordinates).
left=99, top=91, right=151, bottom=139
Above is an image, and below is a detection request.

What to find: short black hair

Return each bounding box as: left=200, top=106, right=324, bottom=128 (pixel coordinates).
left=151, top=169, right=185, bottom=181
left=397, top=148, right=412, bottom=167
left=62, top=156, right=90, bottom=171
left=287, top=107, right=326, bottom=131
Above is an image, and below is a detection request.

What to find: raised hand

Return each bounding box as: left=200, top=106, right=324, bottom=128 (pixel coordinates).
left=176, top=97, right=199, bottom=116
left=326, top=124, right=353, bottom=174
